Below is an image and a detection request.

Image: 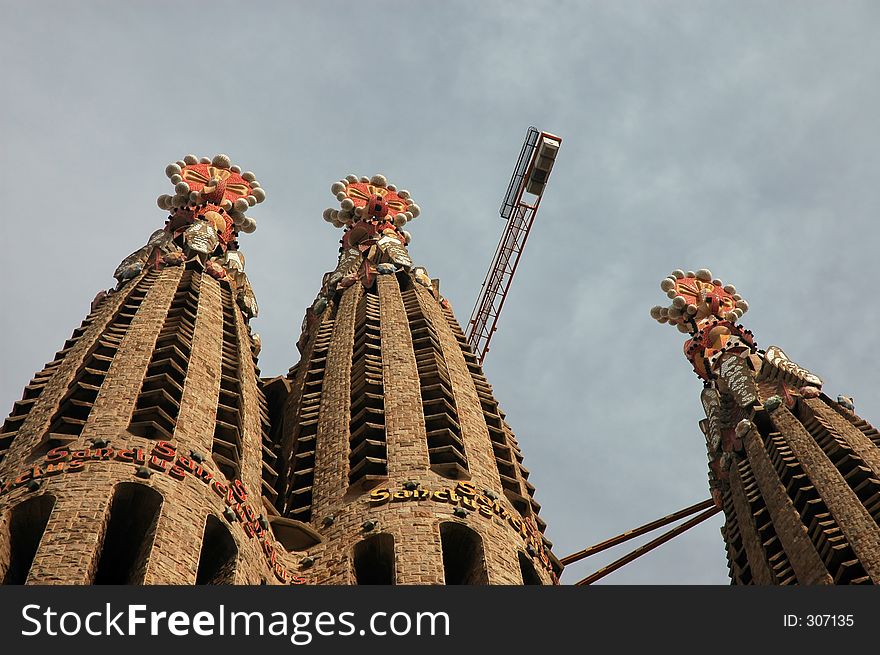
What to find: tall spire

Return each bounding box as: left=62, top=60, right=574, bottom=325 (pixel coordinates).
left=272, top=174, right=560, bottom=584
left=0, top=155, right=306, bottom=585
left=651, top=269, right=880, bottom=584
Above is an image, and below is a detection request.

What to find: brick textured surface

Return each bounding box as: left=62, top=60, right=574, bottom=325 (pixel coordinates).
left=742, top=428, right=833, bottom=584
left=0, top=268, right=299, bottom=585
left=727, top=463, right=775, bottom=585
left=278, top=275, right=556, bottom=584
left=768, top=406, right=880, bottom=581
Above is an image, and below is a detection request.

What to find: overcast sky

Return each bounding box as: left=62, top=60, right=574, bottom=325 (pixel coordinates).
left=2, top=1, right=878, bottom=584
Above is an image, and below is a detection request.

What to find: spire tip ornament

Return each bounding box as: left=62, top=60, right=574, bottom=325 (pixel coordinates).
left=113, top=155, right=264, bottom=319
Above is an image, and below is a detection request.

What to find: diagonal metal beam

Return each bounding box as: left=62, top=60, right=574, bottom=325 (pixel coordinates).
left=560, top=498, right=715, bottom=566
left=574, top=505, right=722, bottom=585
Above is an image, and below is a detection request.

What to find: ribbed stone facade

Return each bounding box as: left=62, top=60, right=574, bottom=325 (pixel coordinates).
left=0, top=266, right=300, bottom=585
left=651, top=268, right=880, bottom=585
left=272, top=274, right=560, bottom=584
left=720, top=390, right=880, bottom=584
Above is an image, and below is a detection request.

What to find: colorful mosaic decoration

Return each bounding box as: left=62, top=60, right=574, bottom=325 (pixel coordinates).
left=112, top=154, right=264, bottom=319
left=321, top=174, right=423, bottom=287
left=295, top=174, right=441, bottom=351
left=649, top=269, right=755, bottom=382
left=651, top=268, right=823, bottom=504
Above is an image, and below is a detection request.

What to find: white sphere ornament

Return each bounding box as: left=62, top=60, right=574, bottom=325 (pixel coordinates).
left=212, top=154, right=231, bottom=168
left=175, top=182, right=190, bottom=195
left=370, top=174, right=387, bottom=187
left=252, top=188, right=266, bottom=202
left=247, top=195, right=257, bottom=207
left=341, top=198, right=355, bottom=211
left=331, top=182, right=345, bottom=194
left=234, top=198, right=249, bottom=213
left=184, top=154, right=198, bottom=164
left=240, top=217, right=257, bottom=233
left=165, top=163, right=181, bottom=178
left=242, top=171, right=256, bottom=182
left=200, top=156, right=211, bottom=164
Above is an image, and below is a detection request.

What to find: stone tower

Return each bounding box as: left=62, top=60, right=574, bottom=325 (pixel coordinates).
left=0, top=154, right=303, bottom=585
left=267, top=174, right=562, bottom=584
left=651, top=269, right=880, bottom=584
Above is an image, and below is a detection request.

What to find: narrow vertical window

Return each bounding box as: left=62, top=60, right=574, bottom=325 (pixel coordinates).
left=196, top=515, right=238, bottom=585
left=518, top=551, right=542, bottom=585
left=94, top=483, right=163, bottom=584
left=402, top=289, right=468, bottom=479
left=285, top=316, right=335, bottom=520
left=32, top=270, right=161, bottom=459
left=348, top=288, right=387, bottom=486
left=212, top=282, right=245, bottom=481
left=129, top=271, right=198, bottom=439
left=1, top=495, right=56, bottom=584
left=353, top=533, right=395, bottom=585
left=440, top=522, right=488, bottom=585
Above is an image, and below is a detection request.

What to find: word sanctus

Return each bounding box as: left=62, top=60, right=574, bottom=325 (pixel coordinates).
left=0, top=441, right=304, bottom=584
left=370, top=482, right=557, bottom=580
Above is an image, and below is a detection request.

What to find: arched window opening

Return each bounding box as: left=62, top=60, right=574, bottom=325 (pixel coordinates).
left=440, top=522, right=488, bottom=585
left=196, top=515, right=238, bottom=585
left=353, top=533, right=395, bottom=585
left=94, top=483, right=162, bottom=584
left=518, top=551, right=542, bottom=585
left=2, top=495, right=56, bottom=584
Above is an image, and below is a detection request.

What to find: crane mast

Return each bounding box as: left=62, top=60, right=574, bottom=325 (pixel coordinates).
left=466, top=127, right=562, bottom=363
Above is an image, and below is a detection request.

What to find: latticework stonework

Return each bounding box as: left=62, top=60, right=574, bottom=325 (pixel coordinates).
left=0, top=266, right=299, bottom=585
left=271, top=273, right=560, bottom=584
